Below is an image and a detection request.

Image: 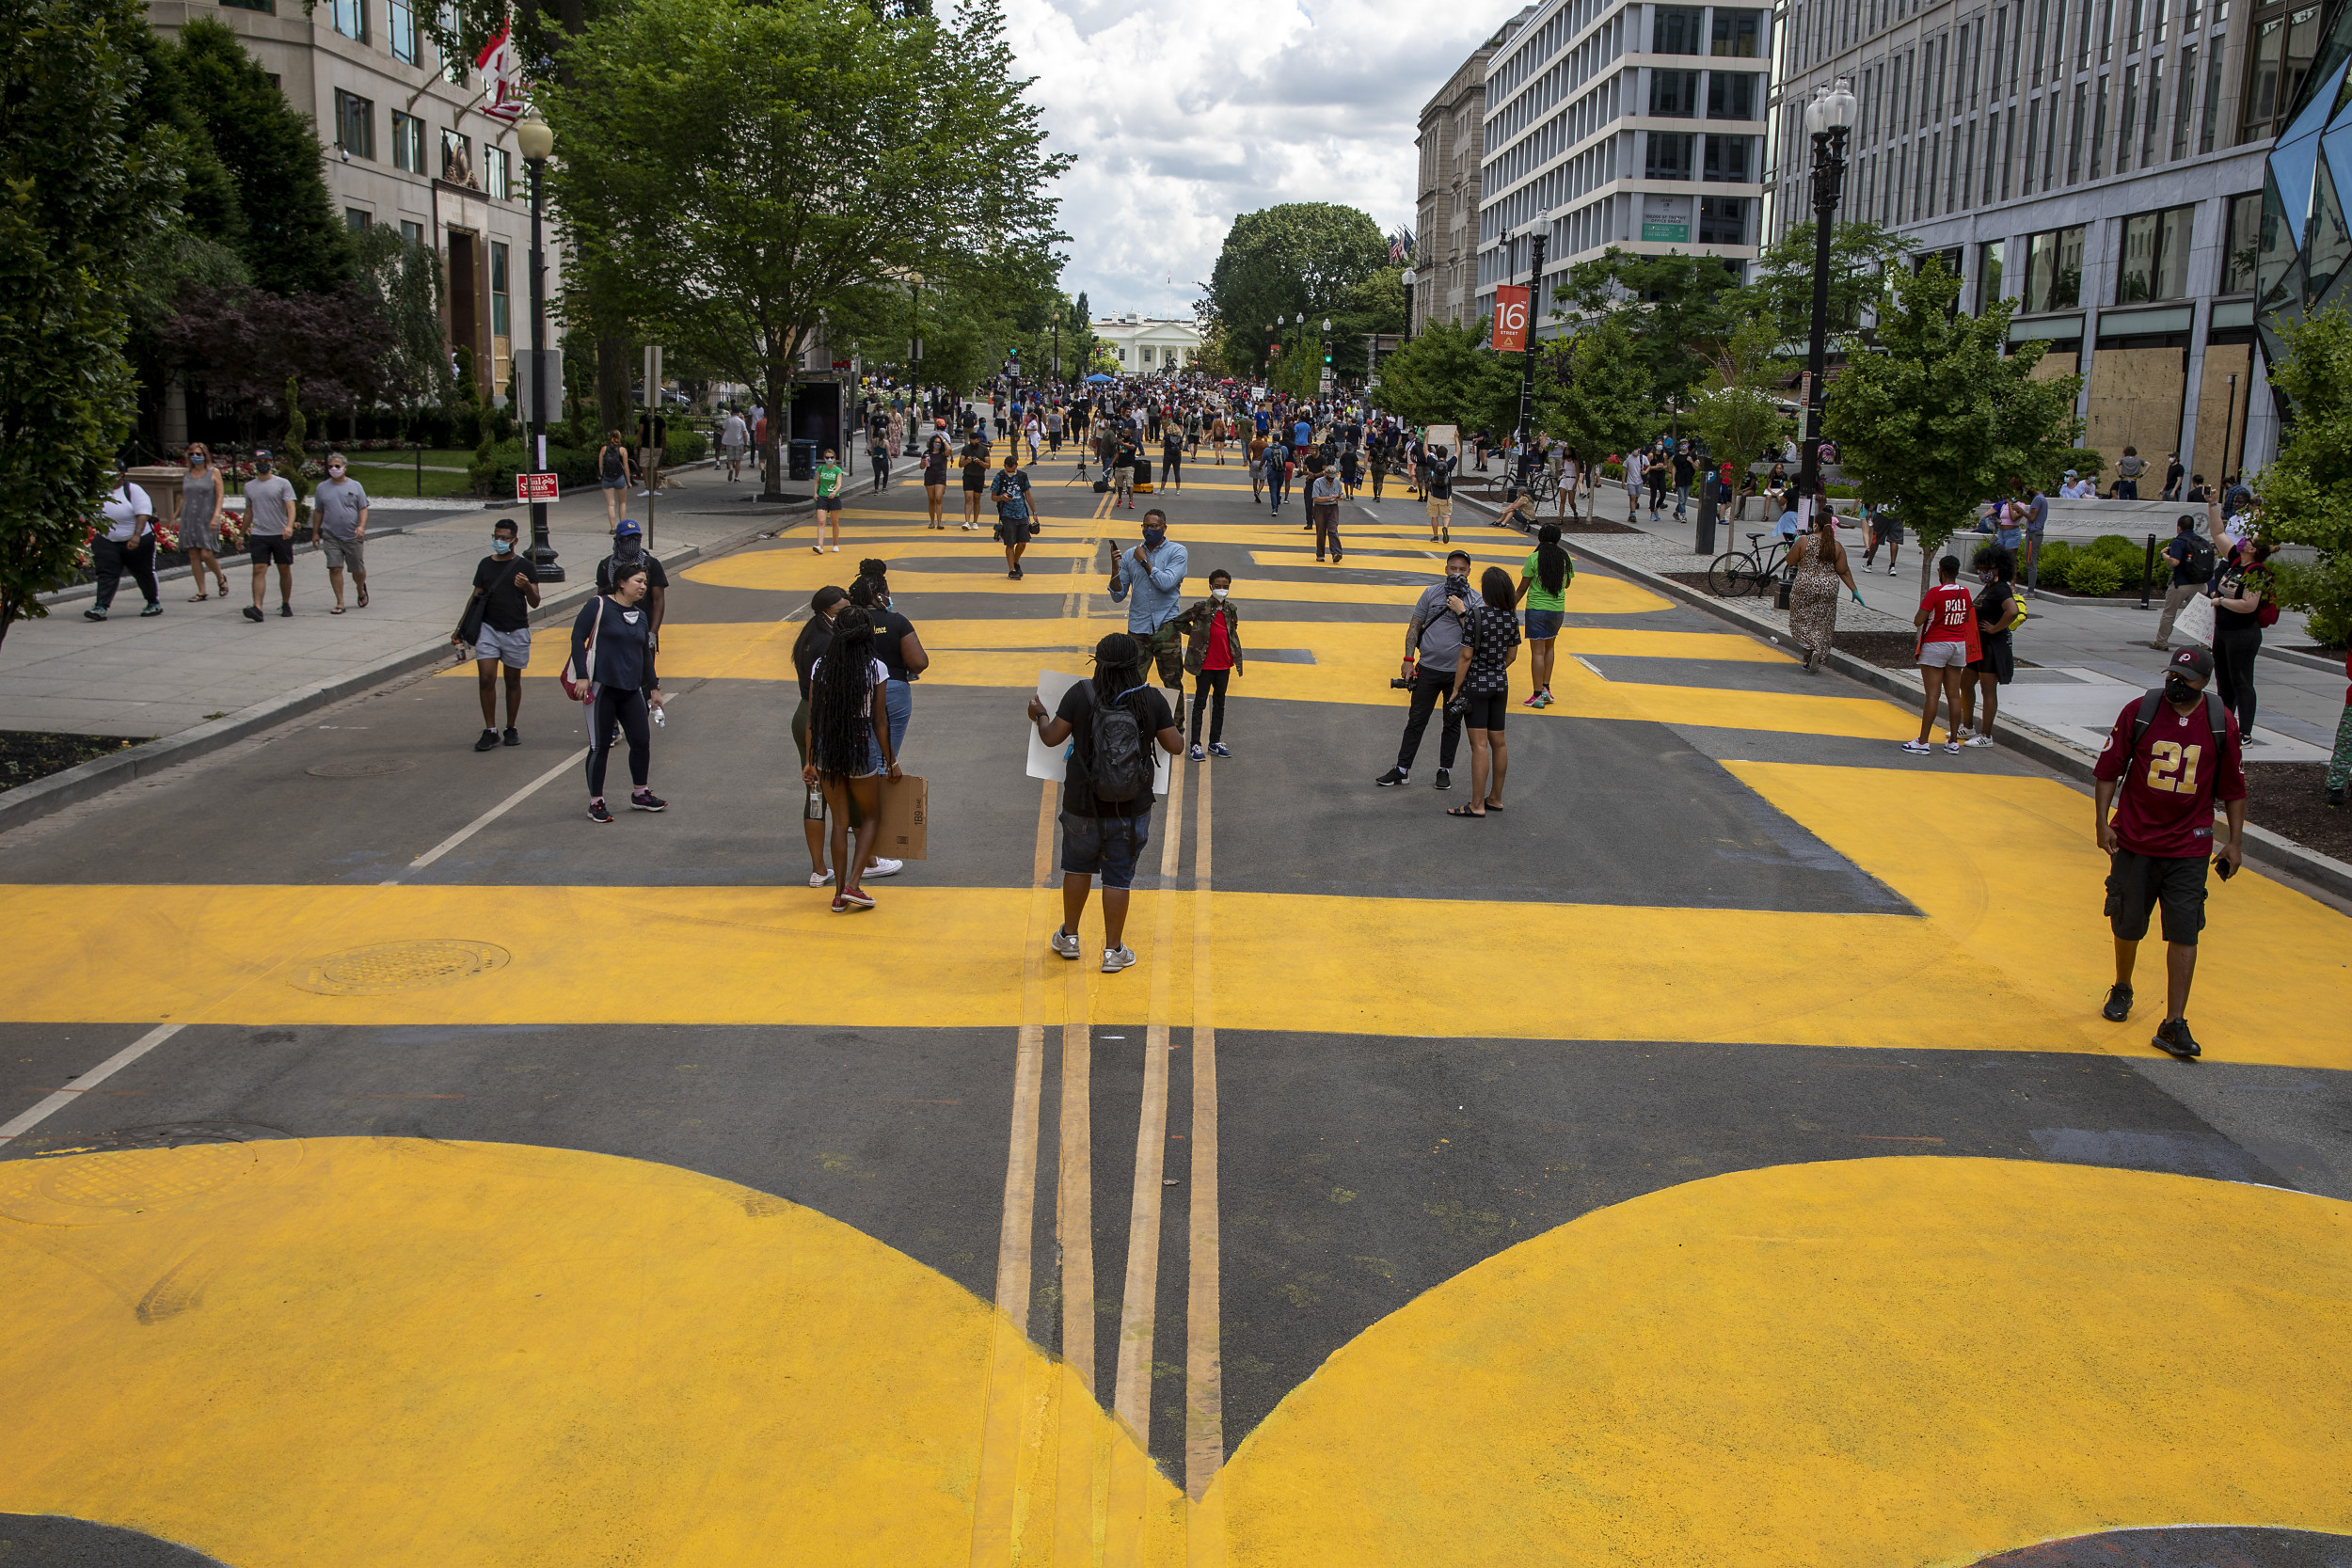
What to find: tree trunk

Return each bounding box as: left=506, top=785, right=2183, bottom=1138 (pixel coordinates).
left=596, top=336, right=628, bottom=441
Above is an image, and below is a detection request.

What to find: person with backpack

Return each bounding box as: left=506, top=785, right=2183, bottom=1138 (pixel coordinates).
left=2207, top=537, right=2274, bottom=738
left=991, top=451, right=1035, bottom=578
left=599, top=431, right=635, bottom=527
left=1422, top=443, right=1457, bottom=544
left=1515, top=523, right=1575, bottom=706
left=453, top=517, right=540, bottom=751
left=2150, top=514, right=2216, bottom=650
left=803, top=605, right=901, bottom=913
left=1025, top=632, right=1184, bottom=974
left=1264, top=438, right=1293, bottom=517
left=2092, top=645, right=2247, bottom=1058
left=568, top=560, right=666, bottom=824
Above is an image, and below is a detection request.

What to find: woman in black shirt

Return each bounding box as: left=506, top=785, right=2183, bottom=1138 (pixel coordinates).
left=922, top=435, right=950, bottom=528
left=791, top=586, right=849, bottom=886
left=2210, top=538, right=2273, bottom=736
left=1959, top=545, right=2023, bottom=745
left=1447, top=567, right=1522, bottom=818
left=570, top=562, right=664, bottom=823
left=960, top=438, right=991, bottom=531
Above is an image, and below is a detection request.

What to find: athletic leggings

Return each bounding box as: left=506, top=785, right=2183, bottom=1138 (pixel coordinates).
left=588, top=686, right=651, bottom=797
left=2213, top=626, right=2262, bottom=736
left=1191, top=667, right=1230, bottom=744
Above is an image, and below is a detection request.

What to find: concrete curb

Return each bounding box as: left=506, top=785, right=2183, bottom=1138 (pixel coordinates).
left=0, top=509, right=796, bottom=836
left=2260, top=642, right=2348, bottom=677
left=1457, top=495, right=2352, bottom=905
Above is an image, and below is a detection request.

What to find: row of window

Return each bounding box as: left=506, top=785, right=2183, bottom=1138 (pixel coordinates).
left=334, top=91, right=518, bottom=195
left=335, top=215, right=513, bottom=338
left=1488, top=5, right=1764, bottom=162
left=1651, top=6, right=1766, bottom=54
left=1788, top=0, right=2226, bottom=84
left=1647, top=131, right=1757, bottom=180
left=1977, top=192, right=2261, bottom=313
left=1648, top=69, right=1762, bottom=117
left=228, top=0, right=431, bottom=65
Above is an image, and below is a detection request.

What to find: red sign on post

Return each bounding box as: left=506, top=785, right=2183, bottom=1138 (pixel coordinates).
left=516, top=472, right=561, bottom=503
left=1492, top=286, right=1531, bottom=353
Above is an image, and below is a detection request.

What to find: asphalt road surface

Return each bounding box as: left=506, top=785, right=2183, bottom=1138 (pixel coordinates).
left=4, top=437, right=2349, bottom=1566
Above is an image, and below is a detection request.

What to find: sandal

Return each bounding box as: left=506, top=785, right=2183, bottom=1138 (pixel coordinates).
left=188, top=593, right=210, bottom=602
left=1445, top=804, right=1486, bottom=818
left=357, top=587, right=369, bottom=608
left=1485, top=800, right=1505, bottom=812
left=329, top=605, right=346, bottom=614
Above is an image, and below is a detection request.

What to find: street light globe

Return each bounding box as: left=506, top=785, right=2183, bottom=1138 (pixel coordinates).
left=516, top=110, right=553, bottom=163
left=1822, top=77, right=1859, bottom=132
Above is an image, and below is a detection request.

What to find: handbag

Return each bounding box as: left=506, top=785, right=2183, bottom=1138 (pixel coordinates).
left=560, top=599, right=601, bottom=703
left=1092, top=479, right=1109, bottom=493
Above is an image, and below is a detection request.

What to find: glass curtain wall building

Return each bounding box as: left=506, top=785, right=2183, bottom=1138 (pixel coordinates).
left=2254, top=4, right=2352, bottom=404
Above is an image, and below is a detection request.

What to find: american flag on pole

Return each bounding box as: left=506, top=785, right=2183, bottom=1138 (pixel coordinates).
left=1389, top=239, right=1406, bottom=264
left=476, top=22, right=524, bottom=124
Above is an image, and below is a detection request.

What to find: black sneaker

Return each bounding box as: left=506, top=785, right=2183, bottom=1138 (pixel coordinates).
left=278, top=603, right=293, bottom=617
left=502, top=727, right=520, bottom=747
left=629, top=788, right=667, bottom=812
left=587, top=799, right=614, bottom=824
left=83, top=609, right=105, bottom=622
left=1375, top=767, right=1409, bottom=787
left=1434, top=768, right=1453, bottom=791
left=243, top=605, right=264, bottom=623
left=2153, top=1018, right=2201, bottom=1058
left=473, top=729, right=501, bottom=752
left=2101, top=983, right=2133, bottom=1022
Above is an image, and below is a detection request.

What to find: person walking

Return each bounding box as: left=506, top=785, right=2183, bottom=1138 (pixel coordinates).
left=803, top=605, right=901, bottom=912
left=720, top=408, right=749, bottom=483
left=1377, top=550, right=1478, bottom=790
left=2018, top=479, right=2050, bottom=594
left=2092, top=645, right=2246, bottom=1058
left=239, top=448, right=299, bottom=623
left=2208, top=537, right=2272, bottom=740
left=991, top=451, right=1035, bottom=578
left=1671, top=445, right=1696, bottom=521
left=1515, top=523, right=1574, bottom=706
left=2149, top=513, right=2216, bottom=650
left=175, top=443, right=231, bottom=602
left=866, top=418, right=891, bottom=494
left=1955, top=544, right=2023, bottom=746
left=1308, top=456, right=1344, bottom=562
left=571, top=560, right=666, bottom=823
left=1786, top=510, right=1862, bottom=673
left=811, top=447, right=845, bottom=552
left=453, top=516, right=540, bottom=750
left=1173, top=568, right=1243, bottom=759
left=87, top=462, right=161, bottom=622
left=637, top=406, right=668, bottom=494
left=1162, top=419, right=1184, bottom=493
left=1025, top=632, right=1184, bottom=973
left=1108, top=507, right=1189, bottom=716
left=789, top=586, right=850, bottom=887
left=921, top=434, right=949, bottom=528
left=1265, top=438, right=1292, bottom=517
left=1643, top=449, right=1670, bottom=521
left=960, top=435, right=991, bottom=529
left=595, top=518, right=670, bottom=690
left=1114, top=431, right=1139, bottom=511
left=1422, top=443, right=1456, bottom=544
left=309, top=453, right=371, bottom=613
left=1904, top=555, right=1980, bottom=754
left=1445, top=566, right=1522, bottom=817
left=599, top=431, right=635, bottom=526
left=1860, top=501, right=1904, bottom=576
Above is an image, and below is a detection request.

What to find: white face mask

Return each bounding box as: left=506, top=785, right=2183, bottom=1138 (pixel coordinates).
left=1210, top=587, right=1229, bottom=600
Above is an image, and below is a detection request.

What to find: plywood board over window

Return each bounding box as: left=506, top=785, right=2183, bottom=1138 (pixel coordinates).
left=2026, top=349, right=2080, bottom=384
left=2192, top=341, right=2254, bottom=483
left=2086, top=345, right=2187, bottom=475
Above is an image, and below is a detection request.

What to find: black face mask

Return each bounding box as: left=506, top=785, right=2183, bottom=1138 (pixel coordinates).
left=615, top=537, right=642, bottom=560
left=1443, top=573, right=1470, bottom=599
left=2165, top=674, right=2201, bottom=705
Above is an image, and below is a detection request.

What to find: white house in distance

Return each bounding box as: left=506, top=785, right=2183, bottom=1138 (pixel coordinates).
left=1092, top=314, right=1204, bottom=376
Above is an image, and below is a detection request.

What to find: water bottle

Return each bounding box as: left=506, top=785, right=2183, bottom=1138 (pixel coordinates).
left=804, top=782, right=825, bottom=821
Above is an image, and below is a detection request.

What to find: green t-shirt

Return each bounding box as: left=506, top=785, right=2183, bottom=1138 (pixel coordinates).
left=815, top=462, right=845, bottom=499
left=1522, top=548, right=1573, bottom=612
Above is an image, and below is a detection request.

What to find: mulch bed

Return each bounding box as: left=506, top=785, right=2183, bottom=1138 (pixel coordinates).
left=1550, top=517, right=1643, bottom=534
left=0, top=731, right=147, bottom=794
left=2243, top=763, right=2352, bottom=864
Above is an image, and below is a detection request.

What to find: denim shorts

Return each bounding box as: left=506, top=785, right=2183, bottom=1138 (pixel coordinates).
left=1524, top=608, right=1565, bottom=639
left=1061, top=810, right=1149, bottom=890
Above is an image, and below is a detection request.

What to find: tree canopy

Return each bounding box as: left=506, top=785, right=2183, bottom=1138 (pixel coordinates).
left=1206, top=204, right=1391, bottom=377
left=2249, top=306, right=2352, bottom=645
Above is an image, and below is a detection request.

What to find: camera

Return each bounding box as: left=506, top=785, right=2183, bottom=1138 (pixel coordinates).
left=1389, top=675, right=1415, bottom=690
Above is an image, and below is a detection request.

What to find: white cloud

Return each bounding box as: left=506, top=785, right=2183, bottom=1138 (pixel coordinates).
left=999, top=0, right=1505, bottom=320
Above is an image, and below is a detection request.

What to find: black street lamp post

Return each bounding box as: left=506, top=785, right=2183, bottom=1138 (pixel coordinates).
left=516, top=110, right=562, bottom=580
left=1514, top=211, right=1550, bottom=460
left=1795, top=79, right=1859, bottom=537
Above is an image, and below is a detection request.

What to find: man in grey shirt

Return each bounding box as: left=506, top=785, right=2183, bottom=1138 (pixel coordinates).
left=309, top=454, right=371, bottom=612
left=1376, top=548, right=1477, bottom=790
left=241, top=448, right=300, bottom=622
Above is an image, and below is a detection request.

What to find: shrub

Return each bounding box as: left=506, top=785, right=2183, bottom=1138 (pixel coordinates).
left=2034, top=540, right=2076, bottom=588
left=2068, top=555, right=2125, bottom=595
left=666, top=426, right=707, bottom=464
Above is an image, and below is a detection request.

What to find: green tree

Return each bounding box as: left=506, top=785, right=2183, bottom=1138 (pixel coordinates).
left=1681, top=310, right=1791, bottom=483
left=354, top=225, right=450, bottom=424
left=1732, top=219, right=1913, bottom=347
left=1207, top=203, right=1390, bottom=376
left=548, top=0, right=1066, bottom=492
left=1536, top=315, right=1659, bottom=511
left=1375, top=319, right=1519, bottom=435
left=2249, top=306, right=2352, bottom=645
left=1556, top=247, right=1740, bottom=414
left=171, top=19, right=352, bottom=295
left=1823, top=261, right=2078, bottom=582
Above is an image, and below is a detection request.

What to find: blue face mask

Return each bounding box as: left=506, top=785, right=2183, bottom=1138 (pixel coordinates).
left=492, top=537, right=514, bottom=555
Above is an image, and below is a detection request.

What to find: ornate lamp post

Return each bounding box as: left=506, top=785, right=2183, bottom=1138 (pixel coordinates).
left=1514, top=211, right=1550, bottom=458
left=516, top=110, right=562, bottom=579
left=1795, top=78, right=1859, bottom=531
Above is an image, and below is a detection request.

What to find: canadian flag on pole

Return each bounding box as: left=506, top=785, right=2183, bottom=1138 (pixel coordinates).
left=475, top=22, right=524, bottom=124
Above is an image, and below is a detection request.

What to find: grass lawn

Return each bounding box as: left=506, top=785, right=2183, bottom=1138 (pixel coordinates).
left=334, top=451, right=479, bottom=499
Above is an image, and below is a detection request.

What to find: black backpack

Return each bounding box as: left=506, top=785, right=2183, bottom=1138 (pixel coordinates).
left=601, top=444, right=625, bottom=480
left=2180, top=534, right=2216, bottom=583
left=1082, top=685, right=1152, bottom=803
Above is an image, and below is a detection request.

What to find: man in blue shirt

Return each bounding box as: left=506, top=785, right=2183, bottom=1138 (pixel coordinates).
left=1109, top=507, right=1191, bottom=717
left=1293, top=416, right=1312, bottom=451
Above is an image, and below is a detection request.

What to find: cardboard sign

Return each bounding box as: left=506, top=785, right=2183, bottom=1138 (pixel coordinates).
left=874, top=773, right=928, bottom=861
left=1024, top=670, right=1171, bottom=796
left=1492, top=285, right=1531, bottom=353
left=515, top=472, right=561, bottom=503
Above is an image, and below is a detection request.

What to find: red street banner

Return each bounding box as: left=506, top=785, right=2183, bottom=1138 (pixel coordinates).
left=515, top=472, right=561, bottom=503
left=1492, top=286, right=1531, bottom=353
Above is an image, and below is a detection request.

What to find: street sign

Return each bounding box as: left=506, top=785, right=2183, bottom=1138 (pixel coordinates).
left=516, top=472, right=560, bottom=502
left=1492, top=286, right=1531, bottom=352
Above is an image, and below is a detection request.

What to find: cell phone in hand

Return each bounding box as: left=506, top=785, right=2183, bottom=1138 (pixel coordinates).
left=2213, top=853, right=2237, bottom=880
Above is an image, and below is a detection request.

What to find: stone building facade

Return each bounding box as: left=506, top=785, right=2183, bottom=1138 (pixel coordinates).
left=1416, top=12, right=1534, bottom=334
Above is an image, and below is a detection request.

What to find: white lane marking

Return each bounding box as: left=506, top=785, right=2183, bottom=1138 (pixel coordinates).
left=1, top=1024, right=185, bottom=1141
left=385, top=748, right=588, bottom=884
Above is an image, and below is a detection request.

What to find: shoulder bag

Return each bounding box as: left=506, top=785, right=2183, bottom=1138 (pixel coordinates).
left=561, top=599, right=602, bottom=704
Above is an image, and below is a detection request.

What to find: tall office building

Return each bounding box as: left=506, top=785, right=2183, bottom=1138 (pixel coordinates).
left=1473, top=0, right=1777, bottom=335
left=1771, top=0, right=2293, bottom=478
left=1416, top=9, right=1535, bottom=335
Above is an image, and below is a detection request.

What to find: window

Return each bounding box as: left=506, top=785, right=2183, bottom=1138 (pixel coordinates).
left=389, top=0, right=417, bottom=63
left=1708, top=71, right=1760, bottom=117
left=2067, top=83, right=2088, bottom=182
left=334, top=90, right=374, bottom=159
left=484, top=145, right=511, bottom=199
left=2140, top=55, right=2162, bottom=164
left=2088, top=74, right=2108, bottom=179
left=1654, top=6, right=1705, bottom=52
left=391, top=111, right=424, bottom=173
left=1978, top=239, right=2008, bottom=309
left=345, top=208, right=372, bottom=231
left=2242, top=3, right=2321, bottom=142
left=2118, top=204, right=2192, bottom=300
left=1645, top=130, right=1695, bottom=178
left=219, top=0, right=275, bottom=12
left=490, top=242, right=510, bottom=338
left=2022, top=223, right=2086, bottom=310
left=1703, top=133, right=1753, bottom=180
left=1651, top=70, right=1701, bottom=116
left=2116, top=66, right=2137, bottom=172
left=1698, top=196, right=1747, bottom=242
left=2171, top=43, right=2197, bottom=155
left=440, top=129, right=475, bottom=187
left=2221, top=190, right=2262, bottom=291
left=400, top=219, right=426, bottom=248
left=1711, top=8, right=1763, bottom=54
left=330, top=0, right=366, bottom=41
left=2200, top=40, right=2222, bottom=150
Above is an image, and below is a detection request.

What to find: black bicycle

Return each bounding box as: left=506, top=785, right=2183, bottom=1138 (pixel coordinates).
left=1707, top=531, right=1792, bottom=597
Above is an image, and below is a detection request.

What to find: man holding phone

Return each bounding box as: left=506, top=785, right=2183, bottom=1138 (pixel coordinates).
left=2091, top=646, right=2247, bottom=1058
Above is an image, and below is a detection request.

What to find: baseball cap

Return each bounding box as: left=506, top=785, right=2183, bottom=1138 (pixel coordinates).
left=2062, top=468, right=2078, bottom=478
left=2168, top=646, right=2214, bottom=680
left=613, top=518, right=643, bottom=536
left=253, top=448, right=273, bottom=460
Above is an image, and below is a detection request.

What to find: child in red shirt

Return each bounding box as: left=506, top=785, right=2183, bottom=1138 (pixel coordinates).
left=1904, top=554, right=1982, bottom=754
left=1173, top=569, right=1245, bottom=760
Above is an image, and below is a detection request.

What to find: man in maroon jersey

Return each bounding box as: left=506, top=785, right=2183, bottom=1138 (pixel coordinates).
left=2091, top=646, right=2247, bottom=1058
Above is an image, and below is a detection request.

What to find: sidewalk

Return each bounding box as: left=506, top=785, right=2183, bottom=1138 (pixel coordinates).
left=0, top=466, right=768, bottom=742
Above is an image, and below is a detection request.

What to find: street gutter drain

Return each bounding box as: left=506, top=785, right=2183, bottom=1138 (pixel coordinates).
left=295, top=940, right=512, bottom=995
left=307, top=759, right=417, bottom=779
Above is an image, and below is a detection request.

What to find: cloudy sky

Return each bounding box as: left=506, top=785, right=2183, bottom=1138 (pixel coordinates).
left=999, top=0, right=1508, bottom=320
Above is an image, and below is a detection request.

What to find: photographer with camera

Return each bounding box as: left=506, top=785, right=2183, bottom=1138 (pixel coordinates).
left=1375, top=549, right=1478, bottom=791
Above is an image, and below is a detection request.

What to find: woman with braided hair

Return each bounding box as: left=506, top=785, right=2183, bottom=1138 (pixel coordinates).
left=803, top=605, right=901, bottom=912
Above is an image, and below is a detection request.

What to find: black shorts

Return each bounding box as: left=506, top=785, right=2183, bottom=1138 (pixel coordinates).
left=2106, top=850, right=2209, bottom=945
left=1966, top=631, right=2015, bottom=682
left=1459, top=689, right=1508, bottom=730
left=248, top=534, right=294, bottom=567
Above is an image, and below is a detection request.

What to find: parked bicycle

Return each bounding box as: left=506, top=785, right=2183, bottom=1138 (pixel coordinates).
left=1708, top=531, right=1793, bottom=597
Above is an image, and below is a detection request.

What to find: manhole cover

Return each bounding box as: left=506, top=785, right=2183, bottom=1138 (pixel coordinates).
left=293, top=939, right=511, bottom=995
left=306, top=759, right=416, bottom=779
left=0, top=1131, right=299, bottom=1227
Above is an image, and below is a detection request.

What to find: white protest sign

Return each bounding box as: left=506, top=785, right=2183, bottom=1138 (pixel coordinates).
left=1025, top=669, right=1171, bottom=796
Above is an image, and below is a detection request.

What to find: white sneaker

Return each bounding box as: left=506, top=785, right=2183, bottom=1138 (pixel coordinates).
left=1946, top=739, right=1963, bottom=753
left=865, top=857, right=904, bottom=879
left=807, top=870, right=833, bottom=887
left=1900, top=739, right=1934, bottom=754
left=830, top=545, right=840, bottom=553
left=1887, top=564, right=1899, bottom=576
left=1963, top=734, right=1994, bottom=748
left=1050, top=927, right=1081, bottom=960
left=1101, top=943, right=1136, bottom=974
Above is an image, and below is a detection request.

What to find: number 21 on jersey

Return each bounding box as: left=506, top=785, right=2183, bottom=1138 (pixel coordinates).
left=2144, top=740, right=2202, bottom=793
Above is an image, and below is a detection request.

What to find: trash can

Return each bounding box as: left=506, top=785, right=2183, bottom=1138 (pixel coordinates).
left=788, top=439, right=817, bottom=482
